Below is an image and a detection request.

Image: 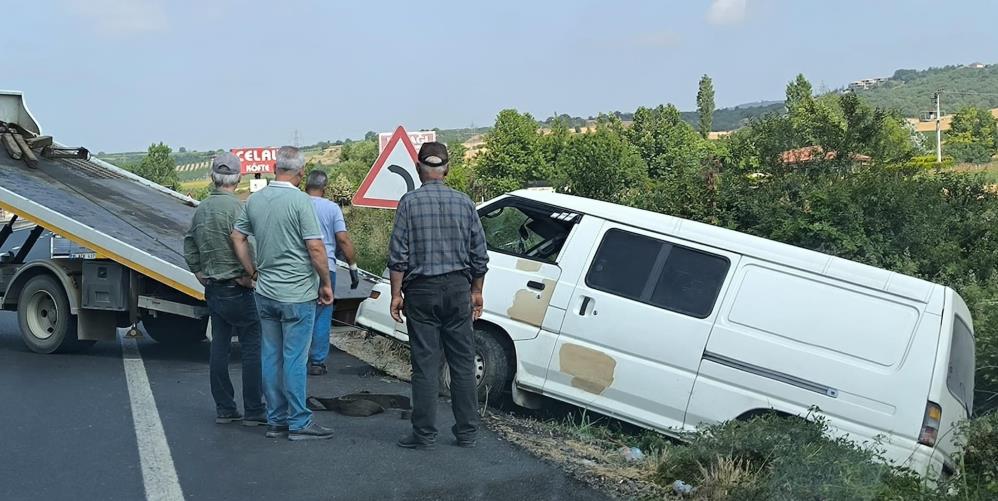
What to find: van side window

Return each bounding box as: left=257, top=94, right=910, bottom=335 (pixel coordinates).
left=586, top=229, right=729, bottom=318
left=478, top=200, right=575, bottom=263
left=948, top=318, right=975, bottom=414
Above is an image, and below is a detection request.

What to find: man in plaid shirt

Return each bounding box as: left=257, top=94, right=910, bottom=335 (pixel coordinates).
left=388, top=142, right=489, bottom=450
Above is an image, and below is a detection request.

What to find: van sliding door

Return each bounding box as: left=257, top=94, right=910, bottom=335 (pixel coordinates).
left=544, top=224, right=738, bottom=431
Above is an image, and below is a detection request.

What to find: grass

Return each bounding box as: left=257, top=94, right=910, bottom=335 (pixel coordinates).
left=949, top=160, right=998, bottom=182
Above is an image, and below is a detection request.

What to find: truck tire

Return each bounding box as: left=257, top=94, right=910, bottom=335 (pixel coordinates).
left=440, top=327, right=512, bottom=406
left=17, top=274, right=94, bottom=354
left=141, top=313, right=208, bottom=345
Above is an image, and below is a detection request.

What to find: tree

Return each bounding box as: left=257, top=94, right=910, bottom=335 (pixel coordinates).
left=475, top=109, right=547, bottom=198
left=541, top=115, right=571, bottom=172
left=445, top=142, right=474, bottom=196
left=178, top=146, right=187, bottom=153
left=364, top=130, right=378, bottom=142
left=785, top=74, right=814, bottom=114
left=556, top=125, right=647, bottom=203
left=625, top=104, right=711, bottom=179
left=134, top=142, right=178, bottom=190
left=948, top=106, right=998, bottom=163
left=697, top=74, right=715, bottom=138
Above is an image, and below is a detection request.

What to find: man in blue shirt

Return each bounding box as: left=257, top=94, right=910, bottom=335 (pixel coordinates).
left=305, top=170, right=359, bottom=376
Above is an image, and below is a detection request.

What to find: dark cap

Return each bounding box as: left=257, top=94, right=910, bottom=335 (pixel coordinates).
left=212, top=152, right=242, bottom=175
left=417, top=142, right=449, bottom=167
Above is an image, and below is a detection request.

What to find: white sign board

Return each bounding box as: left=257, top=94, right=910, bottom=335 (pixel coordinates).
left=379, top=129, right=436, bottom=153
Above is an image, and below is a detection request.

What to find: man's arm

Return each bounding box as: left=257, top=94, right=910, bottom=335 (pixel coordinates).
left=389, top=270, right=405, bottom=323
left=387, top=199, right=410, bottom=322
left=468, top=201, right=489, bottom=320
left=183, top=226, right=207, bottom=286
left=230, top=229, right=255, bottom=278
left=335, top=231, right=361, bottom=289
left=306, top=239, right=333, bottom=304
left=299, top=200, right=333, bottom=305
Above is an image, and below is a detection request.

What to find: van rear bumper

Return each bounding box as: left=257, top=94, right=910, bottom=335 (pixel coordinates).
left=904, top=444, right=956, bottom=479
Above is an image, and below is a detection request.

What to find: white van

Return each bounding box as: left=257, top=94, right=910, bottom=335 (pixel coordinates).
left=356, top=190, right=974, bottom=478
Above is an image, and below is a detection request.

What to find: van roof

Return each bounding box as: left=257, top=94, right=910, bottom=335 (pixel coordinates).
left=509, top=190, right=938, bottom=305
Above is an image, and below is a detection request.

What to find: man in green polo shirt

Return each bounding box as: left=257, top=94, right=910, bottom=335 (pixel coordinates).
left=183, top=152, right=264, bottom=426
left=231, top=146, right=335, bottom=441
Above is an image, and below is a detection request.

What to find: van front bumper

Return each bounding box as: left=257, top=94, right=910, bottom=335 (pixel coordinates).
left=355, top=281, right=409, bottom=343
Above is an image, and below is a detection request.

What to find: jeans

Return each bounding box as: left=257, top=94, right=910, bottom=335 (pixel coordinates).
left=254, top=293, right=316, bottom=431
left=206, top=282, right=264, bottom=417
left=403, top=272, right=479, bottom=443
left=310, top=271, right=336, bottom=366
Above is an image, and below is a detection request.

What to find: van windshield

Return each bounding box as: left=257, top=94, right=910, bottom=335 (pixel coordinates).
left=948, top=317, right=975, bottom=415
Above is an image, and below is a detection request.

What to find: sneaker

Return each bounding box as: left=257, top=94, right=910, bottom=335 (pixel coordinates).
left=215, top=411, right=243, bottom=424
left=455, top=437, right=477, bottom=448
left=288, top=422, right=334, bottom=441
left=242, top=414, right=267, bottom=427
left=265, top=425, right=289, bottom=438
left=397, top=434, right=435, bottom=450
left=308, top=363, right=327, bottom=376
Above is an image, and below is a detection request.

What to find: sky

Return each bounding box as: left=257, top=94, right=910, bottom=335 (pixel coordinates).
left=5, top=0, right=998, bottom=153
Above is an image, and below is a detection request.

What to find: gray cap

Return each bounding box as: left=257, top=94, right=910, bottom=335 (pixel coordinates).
left=212, top=152, right=242, bottom=175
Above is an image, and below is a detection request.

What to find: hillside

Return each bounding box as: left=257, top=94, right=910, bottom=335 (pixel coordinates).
left=853, top=64, right=998, bottom=116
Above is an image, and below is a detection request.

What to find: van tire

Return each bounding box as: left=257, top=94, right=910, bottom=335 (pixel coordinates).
left=17, top=274, right=93, bottom=354
left=440, top=327, right=512, bottom=406
left=141, top=314, right=208, bottom=345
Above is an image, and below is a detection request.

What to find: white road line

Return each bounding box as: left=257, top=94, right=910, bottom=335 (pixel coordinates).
left=119, top=332, right=185, bottom=501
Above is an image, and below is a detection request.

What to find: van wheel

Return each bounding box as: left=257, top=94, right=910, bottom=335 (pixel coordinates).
left=440, top=327, right=512, bottom=406
left=141, top=313, right=208, bottom=344
left=17, top=275, right=93, bottom=354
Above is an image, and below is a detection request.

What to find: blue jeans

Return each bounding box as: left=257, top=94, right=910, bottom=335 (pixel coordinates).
left=310, top=271, right=336, bottom=366
left=206, top=282, right=264, bottom=417
left=254, top=293, right=316, bottom=431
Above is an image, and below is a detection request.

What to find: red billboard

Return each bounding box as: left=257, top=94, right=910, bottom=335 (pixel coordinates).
left=231, top=147, right=278, bottom=174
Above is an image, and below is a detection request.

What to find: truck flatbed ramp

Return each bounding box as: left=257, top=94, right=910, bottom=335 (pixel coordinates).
left=0, top=151, right=206, bottom=298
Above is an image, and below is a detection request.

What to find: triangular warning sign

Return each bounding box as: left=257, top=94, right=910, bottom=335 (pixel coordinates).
left=352, top=126, right=421, bottom=209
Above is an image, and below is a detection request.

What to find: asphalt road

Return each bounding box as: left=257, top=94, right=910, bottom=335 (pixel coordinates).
left=0, top=311, right=608, bottom=501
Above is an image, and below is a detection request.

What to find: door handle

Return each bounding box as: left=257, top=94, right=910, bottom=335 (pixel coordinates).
left=579, top=296, right=592, bottom=316
left=527, top=280, right=545, bottom=291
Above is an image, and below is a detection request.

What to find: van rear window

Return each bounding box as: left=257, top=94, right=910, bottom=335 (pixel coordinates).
left=948, top=318, right=975, bottom=415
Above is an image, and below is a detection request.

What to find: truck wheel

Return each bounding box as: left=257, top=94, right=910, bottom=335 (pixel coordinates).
left=440, top=327, right=512, bottom=406
left=141, top=313, right=208, bottom=345
left=17, top=275, right=93, bottom=354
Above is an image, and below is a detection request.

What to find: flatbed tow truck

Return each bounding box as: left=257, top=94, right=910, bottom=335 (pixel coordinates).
left=0, top=91, right=373, bottom=353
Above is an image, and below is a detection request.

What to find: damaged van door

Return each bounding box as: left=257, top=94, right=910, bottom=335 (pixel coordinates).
left=477, top=198, right=579, bottom=386
left=545, top=223, right=739, bottom=432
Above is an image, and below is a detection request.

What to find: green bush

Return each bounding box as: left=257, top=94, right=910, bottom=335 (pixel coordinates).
left=653, top=414, right=926, bottom=501
left=343, top=206, right=394, bottom=273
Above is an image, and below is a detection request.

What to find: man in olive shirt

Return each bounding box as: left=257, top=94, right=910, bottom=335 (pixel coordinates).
left=183, top=152, right=264, bottom=425
left=231, top=146, right=335, bottom=441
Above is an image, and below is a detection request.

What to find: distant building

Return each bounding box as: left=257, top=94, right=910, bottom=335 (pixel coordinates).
left=966, top=62, right=987, bottom=69
left=847, top=77, right=890, bottom=91
left=780, top=146, right=872, bottom=165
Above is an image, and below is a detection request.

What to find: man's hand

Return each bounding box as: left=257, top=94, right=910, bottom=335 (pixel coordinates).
left=390, top=295, right=405, bottom=323
left=235, top=275, right=255, bottom=289
left=318, top=284, right=334, bottom=305
left=471, top=291, right=484, bottom=321
left=349, top=265, right=360, bottom=289
left=195, top=272, right=209, bottom=287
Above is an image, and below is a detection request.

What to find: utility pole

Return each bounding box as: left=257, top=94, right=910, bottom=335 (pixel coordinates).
left=935, top=91, right=942, bottom=163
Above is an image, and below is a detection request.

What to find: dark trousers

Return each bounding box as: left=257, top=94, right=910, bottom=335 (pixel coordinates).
left=404, top=272, right=479, bottom=442
left=206, top=281, right=265, bottom=417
